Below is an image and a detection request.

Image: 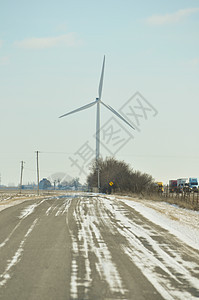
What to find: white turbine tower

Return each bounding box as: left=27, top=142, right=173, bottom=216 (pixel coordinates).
left=59, top=56, right=135, bottom=191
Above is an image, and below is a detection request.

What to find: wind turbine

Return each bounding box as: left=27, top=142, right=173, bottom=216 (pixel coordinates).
left=59, top=56, right=135, bottom=191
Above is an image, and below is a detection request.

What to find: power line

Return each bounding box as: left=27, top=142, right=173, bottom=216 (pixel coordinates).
left=39, top=151, right=74, bottom=155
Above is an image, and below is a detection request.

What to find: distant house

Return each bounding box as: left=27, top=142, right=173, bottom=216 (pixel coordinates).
left=39, top=178, right=52, bottom=190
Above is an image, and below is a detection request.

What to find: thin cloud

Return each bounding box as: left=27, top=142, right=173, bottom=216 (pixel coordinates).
left=0, top=56, right=10, bottom=65
left=146, top=8, right=199, bottom=25
left=14, top=33, right=81, bottom=49
left=0, top=40, right=3, bottom=48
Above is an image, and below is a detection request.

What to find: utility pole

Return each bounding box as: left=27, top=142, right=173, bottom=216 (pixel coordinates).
left=19, top=161, right=25, bottom=194
left=36, top=151, right=40, bottom=195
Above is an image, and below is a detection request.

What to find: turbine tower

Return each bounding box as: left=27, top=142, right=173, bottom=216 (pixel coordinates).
left=59, top=56, right=135, bottom=191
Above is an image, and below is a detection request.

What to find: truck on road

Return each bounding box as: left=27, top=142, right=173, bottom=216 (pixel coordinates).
left=188, top=178, right=198, bottom=192
left=177, top=178, right=188, bottom=193
left=169, top=180, right=177, bottom=193
left=177, top=178, right=198, bottom=193
left=155, top=182, right=164, bottom=193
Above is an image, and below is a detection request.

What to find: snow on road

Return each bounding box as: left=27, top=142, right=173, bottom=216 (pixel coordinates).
left=0, top=218, right=38, bottom=287
left=0, top=193, right=199, bottom=299
left=65, top=195, right=199, bottom=299
left=67, top=197, right=127, bottom=299
left=101, top=196, right=199, bottom=299
left=114, top=195, right=199, bottom=250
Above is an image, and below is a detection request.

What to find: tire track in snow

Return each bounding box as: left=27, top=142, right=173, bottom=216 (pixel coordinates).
left=0, top=221, right=22, bottom=249
left=0, top=197, right=58, bottom=251
left=0, top=199, right=47, bottom=250
left=0, top=218, right=38, bottom=287
left=55, top=199, right=72, bottom=216
left=18, top=196, right=71, bottom=219
left=68, top=197, right=127, bottom=300
left=99, top=197, right=199, bottom=300
left=45, top=198, right=72, bottom=216
left=18, top=198, right=47, bottom=219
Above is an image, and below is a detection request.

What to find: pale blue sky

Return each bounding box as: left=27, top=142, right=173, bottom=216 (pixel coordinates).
left=0, top=0, right=199, bottom=185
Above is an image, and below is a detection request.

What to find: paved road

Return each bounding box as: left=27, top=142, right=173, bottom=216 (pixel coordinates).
left=0, top=194, right=199, bottom=299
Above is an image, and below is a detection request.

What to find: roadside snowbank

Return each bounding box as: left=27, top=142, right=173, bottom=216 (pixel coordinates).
left=116, top=196, right=199, bottom=251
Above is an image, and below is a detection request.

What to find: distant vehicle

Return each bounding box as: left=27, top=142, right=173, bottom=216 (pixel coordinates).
left=156, top=182, right=164, bottom=193
left=188, top=178, right=198, bottom=192
left=177, top=178, right=188, bottom=193
left=169, top=180, right=177, bottom=192
left=176, top=178, right=198, bottom=193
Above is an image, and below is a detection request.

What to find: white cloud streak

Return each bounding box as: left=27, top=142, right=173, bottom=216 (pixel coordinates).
left=14, top=33, right=80, bottom=49
left=146, top=8, right=199, bottom=25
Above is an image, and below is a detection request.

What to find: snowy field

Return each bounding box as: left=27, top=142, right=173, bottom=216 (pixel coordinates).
left=0, top=190, right=69, bottom=213
left=0, top=192, right=39, bottom=212
left=112, top=195, right=199, bottom=251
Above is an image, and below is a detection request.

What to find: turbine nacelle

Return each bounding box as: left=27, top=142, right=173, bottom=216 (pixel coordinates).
left=59, top=56, right=135, bottom=127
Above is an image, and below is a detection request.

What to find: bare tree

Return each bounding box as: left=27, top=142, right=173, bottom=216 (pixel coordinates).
left=87, top=157, right=154, bottom=194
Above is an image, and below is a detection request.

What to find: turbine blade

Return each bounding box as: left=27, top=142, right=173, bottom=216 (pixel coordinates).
left=98, top=55, right=105, bottom=100
left=59, top=101, right=96, bottom=118
left=101, top=101, right=135, bottom=130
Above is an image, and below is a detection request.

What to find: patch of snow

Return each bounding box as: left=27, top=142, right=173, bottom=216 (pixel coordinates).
left=19, top=203, right=38, bottom=219
left=0, top=219, right=38, bottom=286
left=119, top=198, right=199, bottom=250
left=100, top=196, right=199, bottom=300
left=68, top=197, right=127, bottom=298
left=0, top=222, right=21, bottom=249
left=18, top=199, right=46, bottom=219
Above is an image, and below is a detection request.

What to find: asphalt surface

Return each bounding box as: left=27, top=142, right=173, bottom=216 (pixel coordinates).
left=0, top=194, right=199, bottom=300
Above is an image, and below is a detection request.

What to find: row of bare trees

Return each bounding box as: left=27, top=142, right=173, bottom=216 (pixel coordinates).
left=87, top=157, right=155, bottom=194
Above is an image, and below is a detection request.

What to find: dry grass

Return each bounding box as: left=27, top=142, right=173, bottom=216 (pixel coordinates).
left=162, top=197, right=199, bottom=211
left=114, top=191, right=199, bottom=211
